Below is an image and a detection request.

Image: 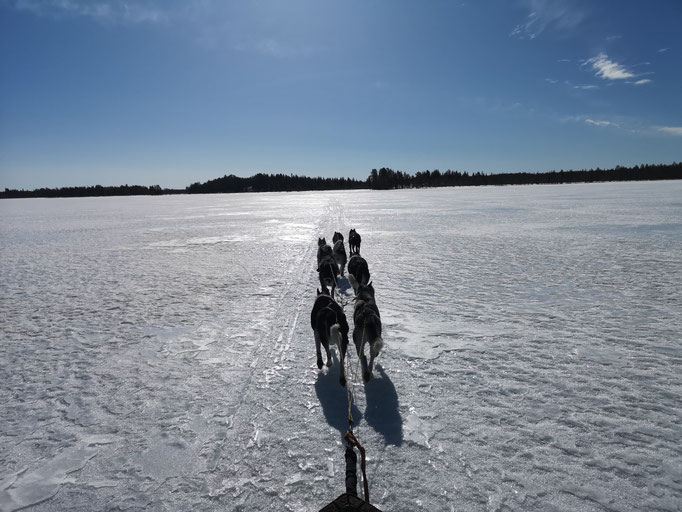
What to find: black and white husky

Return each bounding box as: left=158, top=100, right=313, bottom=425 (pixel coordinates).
left=311, top=289, right=350, bottom=386
left=332, top=232, right=347, bottom=276
left=318, top=254, right=340, bottom=297
left=353, top=283, right=383, bottom=382
left=347, top=250, right=369, bottom=294
left=348, top=229, right=361, bottom=254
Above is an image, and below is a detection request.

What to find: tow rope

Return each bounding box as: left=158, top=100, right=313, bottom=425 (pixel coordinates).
left=342, top=321, right=370, bottom=504
left=344, top=430, right=370, bottom=503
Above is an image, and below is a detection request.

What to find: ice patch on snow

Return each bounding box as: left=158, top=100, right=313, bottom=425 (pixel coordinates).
left=403, top=408, right=438, bottom=449
left=0, top=444, right=97, bottom=512
left=382, top=309, right=479, bottom=359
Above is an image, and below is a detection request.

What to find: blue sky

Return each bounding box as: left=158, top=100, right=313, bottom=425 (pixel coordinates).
left=1, top=0, right=681, bottom=189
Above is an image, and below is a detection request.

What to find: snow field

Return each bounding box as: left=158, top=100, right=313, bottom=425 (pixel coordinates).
left=1, top=182, right=681, bottom=511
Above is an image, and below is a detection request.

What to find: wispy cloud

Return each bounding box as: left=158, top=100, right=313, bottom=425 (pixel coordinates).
left=9, top=0, right=166, bottom=24
left=658, top=48, right=670, bottom=53
left=560, top=79, right=597, bottom=90
left=584, top=119, right=613, bottom=127
left=510, top=0, right=586, bottom=40
left=562, top=114, right=624, bottom=130
left=633, top=79, right=652, bottom=86
left=656, top=126, right=682, bottom=136
left=544, top=78, right=558, bottom=84
left=585, top=52, right=634, bottom=80
left=562, top=114, right=682, bottom=137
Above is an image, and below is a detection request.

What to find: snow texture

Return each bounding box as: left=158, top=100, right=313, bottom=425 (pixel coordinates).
left=1, top=181, right=681, bottom=511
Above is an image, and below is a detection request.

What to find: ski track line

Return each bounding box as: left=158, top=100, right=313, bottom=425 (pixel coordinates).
left=227, top=239, right=315, bottom=422
left=220, top=212, right=331, bottom=443
left=198, top=236, right=317, bottom=485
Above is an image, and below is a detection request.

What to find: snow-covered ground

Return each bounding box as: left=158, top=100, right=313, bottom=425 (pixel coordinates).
left=1, top=182, right=681, bottom=511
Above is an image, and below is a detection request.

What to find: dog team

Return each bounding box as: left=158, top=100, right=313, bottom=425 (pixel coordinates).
left=311, top=229, right=383, bottom=386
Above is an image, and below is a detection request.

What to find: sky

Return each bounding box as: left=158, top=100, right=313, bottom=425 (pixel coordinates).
left=1, top=0, right=681, bottom=190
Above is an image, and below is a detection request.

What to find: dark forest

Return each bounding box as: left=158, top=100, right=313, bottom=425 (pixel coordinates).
left=2, top=162, right=680, bottom=198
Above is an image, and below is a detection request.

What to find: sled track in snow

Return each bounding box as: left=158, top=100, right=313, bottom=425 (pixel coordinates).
left=206, top=208, right=356, bottom=510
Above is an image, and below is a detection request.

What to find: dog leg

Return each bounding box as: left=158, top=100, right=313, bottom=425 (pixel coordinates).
left=353, top=326, right=369, bottom=383
left=338, top=341, right=347, bottom=387
left=314, top=330, right=323, bottom=369
left=324, top=342, right=332, bottom=368
left=367, top=338, right=383, bottom=381
left=361, top=355, right=369, bottom=382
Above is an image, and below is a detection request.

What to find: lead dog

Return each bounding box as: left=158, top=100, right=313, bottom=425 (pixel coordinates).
left=311, top=289, right=349, bottom=386
left=332, top=232, right=347, bottom=276
left=348, top=229, right=361, bottom=254
left=353, top=282, right=383, bottom=382
left=347, top=250, right=369, bottom=294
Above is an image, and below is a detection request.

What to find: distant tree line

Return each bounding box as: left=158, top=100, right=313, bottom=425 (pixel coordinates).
left=367, top=162, right=682, bottom=190
left=1, top=162, right=680, bottom=198
left=186, top=172, right=366, bottom=194
left=0, top=184, right=181, bottom=199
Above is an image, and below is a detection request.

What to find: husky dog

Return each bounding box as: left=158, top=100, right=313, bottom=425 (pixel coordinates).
left=347, top=251, right=369, bottom=294
left=348, top=229, right=361, bottom=254
left=332, top=232, right=347, bottom=276
left=317, top=237, right=333, bottom=268
left=353, top=283, right=383, bottom=382
left=311, top=289, right=350, bottom=386
left=318, top=254, right=340, bottom=297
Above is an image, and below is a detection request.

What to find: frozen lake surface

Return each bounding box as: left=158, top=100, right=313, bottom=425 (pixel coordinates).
left=1, top=182, right=681, bottom=511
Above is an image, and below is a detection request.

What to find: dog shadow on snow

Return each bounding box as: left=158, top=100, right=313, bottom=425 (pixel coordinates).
left=315, top=354, right=363, bottom=437
left=315, top=360, right=402, bottom=446
left=364, top=365, right=403, bottom=446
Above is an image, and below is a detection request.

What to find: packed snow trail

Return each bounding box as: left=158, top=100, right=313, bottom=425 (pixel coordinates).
left=1, top=183, right=681, bottom=511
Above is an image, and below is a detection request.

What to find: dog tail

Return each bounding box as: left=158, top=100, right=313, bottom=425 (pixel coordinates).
left=330, top=323, right=342, bottom=347
left=371, top=336, right=383, bottom=358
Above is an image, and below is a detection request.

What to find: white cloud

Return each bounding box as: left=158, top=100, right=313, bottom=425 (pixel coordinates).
left=562, top=115, right=682, bottom=137
left=633, top=79, right=652, bottom=86
left=573, top=84, right=598, bottom=90
left=10, top=0, right=166, bottom=24
left=544, top=78, right=558, bottom=84
left=585, top=52, right=634, bottom=80
left=658, top=48, right=670, bottom=53
left=584, top=119, right=612, bottom=127
left=510, top=0, right=586, bottom=39
left=657, top=126, right=682, bottom=136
